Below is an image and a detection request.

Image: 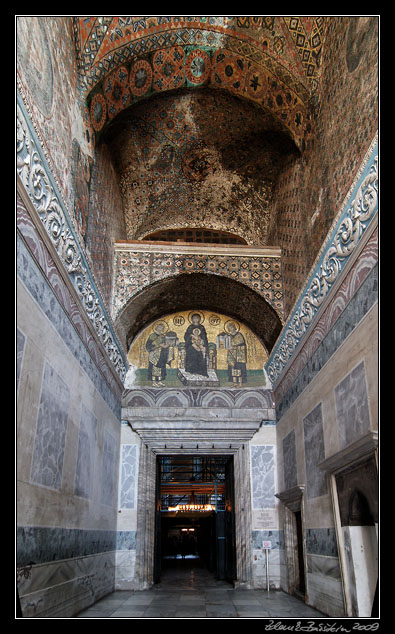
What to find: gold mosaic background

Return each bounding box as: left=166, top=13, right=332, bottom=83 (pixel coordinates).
left=128, top=310, right=268, bottom=385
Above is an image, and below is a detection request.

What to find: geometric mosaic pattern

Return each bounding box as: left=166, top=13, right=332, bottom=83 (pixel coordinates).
left=73, top=16, right=327, bottom=99
left=112, top=244, right=284, bottom=320
left=73, top=16, right=328, bottom=152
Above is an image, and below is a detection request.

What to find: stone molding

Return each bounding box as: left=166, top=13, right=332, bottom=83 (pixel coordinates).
left=267, top=137, right=378, bottom=387
left=17, top=93, right=127, bottom=382
left=275, top=485, right=305, bottom=512
left=121, top=386, right=275, bottom=449
left=318, top=430, right=378, bottom=475
left=115, top=240, right=281, bottom=258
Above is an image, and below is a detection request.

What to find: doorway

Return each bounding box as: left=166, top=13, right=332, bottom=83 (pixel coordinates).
left=154, top=455, right=236, bottom=584
left=335, top=458, right=378, bottom=617
left=294, top=510, right=306, bottom=595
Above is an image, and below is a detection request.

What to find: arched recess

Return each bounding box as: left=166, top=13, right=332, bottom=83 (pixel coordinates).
left=114, top=272, right=283, bottom=354
left=83, top=42, right=313, bottom=153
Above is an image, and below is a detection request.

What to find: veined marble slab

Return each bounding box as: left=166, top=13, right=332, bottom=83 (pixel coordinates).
left=18, top=551, right=116, bottom=618
left=30, top=361, right=70, bottom=490
left=251, top=445, right=275, bottom=509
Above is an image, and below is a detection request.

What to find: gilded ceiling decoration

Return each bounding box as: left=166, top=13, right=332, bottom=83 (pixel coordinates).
left=73, top=16, right=328, bottom=152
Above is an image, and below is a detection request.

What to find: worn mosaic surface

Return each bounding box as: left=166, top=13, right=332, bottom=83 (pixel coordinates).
left=105, top=90, right=299, bottom=245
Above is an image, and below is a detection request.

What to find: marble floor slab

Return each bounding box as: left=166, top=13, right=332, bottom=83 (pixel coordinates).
left=75, top=560, right=326, bottom=619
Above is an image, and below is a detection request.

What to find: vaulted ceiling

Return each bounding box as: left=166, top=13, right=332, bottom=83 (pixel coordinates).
left=73, top=17, right=328, bottom=246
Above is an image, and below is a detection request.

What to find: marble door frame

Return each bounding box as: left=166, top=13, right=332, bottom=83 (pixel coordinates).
left=133, top=442, right=254, bottom=589
left=275, top=485, right=306, bottom=597
left=318, top=430, right=378, bottom=617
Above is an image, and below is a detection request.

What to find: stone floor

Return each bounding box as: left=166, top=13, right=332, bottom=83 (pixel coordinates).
left=75, top=560, right=326, bottom=619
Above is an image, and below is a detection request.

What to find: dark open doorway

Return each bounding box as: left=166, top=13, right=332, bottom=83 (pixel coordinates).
left=154, top=455, right=236, bottom=584
left=294, top=510, right=306, bottom=595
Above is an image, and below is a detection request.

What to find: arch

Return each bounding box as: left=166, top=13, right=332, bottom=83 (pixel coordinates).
left=348, top=489, right=375, bottom=527
left=84, top=42, right=313, bottom=152
left=200, top=390, right=234, bottom=409
left=156, top=391, right=190, bottom=408
left=234, top=391, right=272, bottom=409
left=114, top=272, right=283, bottom=355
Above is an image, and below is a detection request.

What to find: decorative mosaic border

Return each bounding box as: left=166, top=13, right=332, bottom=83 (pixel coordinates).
left=275, top=234, right=378, bottom=417
left=74, top=18, right=315, bottom=103
left=17, top=93, right=128, bottom=382
left=112, top=244, right=284, bottom=320
left=266, top=139, right=378, bottom=386
left=84, top=39, right=311, bottom=150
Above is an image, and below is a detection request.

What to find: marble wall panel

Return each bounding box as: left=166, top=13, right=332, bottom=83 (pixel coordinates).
left=250, top=445, right=275, bottom=509
left=303, top=404, right=328, bottom=500
left=18, top=550, right=116, bottom=618
left=305, top=527, right=338, bottom=558
left=335, top=360, right=370, bottom=449
left=17, top=526, right=117, bottom=566
left=119, top=444, right=138, bottom=509
left=115, top=549, right=137, bottom=590
left=17, top=327, right=26, bottom=391
left=100, top=430, right=117, bottom=507
left=16, top=231, right=121, bottom=418
left=74, top=405, right=98, bottom=499
left=282, top=429, right=297, bottom=491
left=30, top=361, right=70, bottom=490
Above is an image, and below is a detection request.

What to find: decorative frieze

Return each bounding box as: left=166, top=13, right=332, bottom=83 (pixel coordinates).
left=17, top=95, right=127, bottom=382
left=113, top=242, right=284, bottom=320
left=267, top=139, right=378, bottom=386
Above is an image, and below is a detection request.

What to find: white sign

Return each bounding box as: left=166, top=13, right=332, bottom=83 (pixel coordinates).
left=263, top=540, right=272, bottom=550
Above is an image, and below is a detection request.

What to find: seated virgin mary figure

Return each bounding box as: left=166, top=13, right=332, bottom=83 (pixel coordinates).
left=184, top=313, right=209, bottom=377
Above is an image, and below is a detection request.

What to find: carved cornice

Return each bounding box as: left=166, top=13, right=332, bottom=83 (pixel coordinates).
left=267, top=137, right=378, bottom=386
left=16, top=94, right=127, bottom=381
left=275, top=485, right=305, bottom=512
left=318, top=431, right=378, bottom=475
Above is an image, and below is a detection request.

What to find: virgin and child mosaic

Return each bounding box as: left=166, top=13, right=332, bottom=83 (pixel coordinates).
left=126, top=310, right=270, bottom=388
